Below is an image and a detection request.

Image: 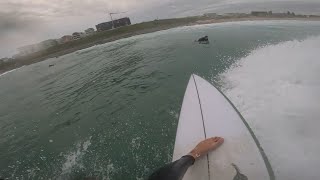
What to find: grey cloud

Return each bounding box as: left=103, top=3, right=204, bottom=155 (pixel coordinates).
left=0, top=0, right=170, bottom=39
left=0, top=0, right=163, bottom=57
left=0, top=0, right=163, bottom=18
left=1, top=0, right=320, bottom=58
left=0, top=11, right=44, bottom=35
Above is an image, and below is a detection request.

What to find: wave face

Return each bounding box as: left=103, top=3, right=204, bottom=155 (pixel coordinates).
left=220, top=36, right=320, bottom=180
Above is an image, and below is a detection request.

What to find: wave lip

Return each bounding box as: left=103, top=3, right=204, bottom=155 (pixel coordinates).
left=219, top=36, right=320, bottom=180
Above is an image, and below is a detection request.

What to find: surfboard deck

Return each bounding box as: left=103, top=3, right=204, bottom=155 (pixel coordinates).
left=173, top=74, right=274, bottom=180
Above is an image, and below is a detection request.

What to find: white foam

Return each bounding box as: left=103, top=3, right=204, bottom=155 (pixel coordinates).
left=219, top=36, right=320, bottom=180
left=0, top=66, right=25, bottom=77
left=131, top=137, right=142, bottom=149
left=60, top=137, right=92, bottom=175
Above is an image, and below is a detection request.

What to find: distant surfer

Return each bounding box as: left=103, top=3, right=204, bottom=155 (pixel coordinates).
left=196, top=35, right=209, bottom=44
left=148, top=137, right=224, bottom=180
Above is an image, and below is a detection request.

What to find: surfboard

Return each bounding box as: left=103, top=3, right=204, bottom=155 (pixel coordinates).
left=173, top=74, right=274, bottom=180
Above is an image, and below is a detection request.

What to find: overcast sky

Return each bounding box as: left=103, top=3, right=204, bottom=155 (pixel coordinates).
left=1, top=0, right=320, bottom=58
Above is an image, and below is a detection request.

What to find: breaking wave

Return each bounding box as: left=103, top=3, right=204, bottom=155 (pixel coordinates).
left=219, top=36, right=320, bottom=180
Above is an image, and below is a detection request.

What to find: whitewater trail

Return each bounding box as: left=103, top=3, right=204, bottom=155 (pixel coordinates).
left=0, top=66, right=25, bottom=77
left=219, top=36, right=320, bottom=180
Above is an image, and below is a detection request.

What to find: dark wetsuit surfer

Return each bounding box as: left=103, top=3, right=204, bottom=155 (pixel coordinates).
left=198, top=36, right=209, bottom=43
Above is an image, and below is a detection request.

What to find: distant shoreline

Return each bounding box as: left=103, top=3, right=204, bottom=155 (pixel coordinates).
left=1, top=15, right=320, bottom=75
left=192, top=16, right=320, bottom=25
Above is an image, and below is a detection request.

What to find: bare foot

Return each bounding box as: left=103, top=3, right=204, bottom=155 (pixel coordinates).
left=188, top=137, right=224, bottom=160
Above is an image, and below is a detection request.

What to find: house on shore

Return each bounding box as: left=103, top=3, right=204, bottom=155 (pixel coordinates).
left=224, top=13, right=249, bottom=18
left=0, top=58, right=11, bottom=64
left=85, top=28, right=95, bottom=35
left=72, top=32, right=86, bottom=40
left=58, top=35, right=73, bottom=44
left=96, top=17, right=131, bottom=31
left=251, top=11, right=270, bottom=16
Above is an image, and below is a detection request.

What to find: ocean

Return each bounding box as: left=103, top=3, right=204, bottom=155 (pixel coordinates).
left=1, top=20, right=320, bottom=180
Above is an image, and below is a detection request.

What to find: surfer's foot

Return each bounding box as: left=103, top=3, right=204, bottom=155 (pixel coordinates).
left=188, top=137, right=224, bottom=160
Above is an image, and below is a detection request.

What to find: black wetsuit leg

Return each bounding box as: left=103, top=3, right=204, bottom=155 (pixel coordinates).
left=148, top=155, right=195, bottom=180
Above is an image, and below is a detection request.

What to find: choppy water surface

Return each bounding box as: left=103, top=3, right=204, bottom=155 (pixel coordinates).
left=1, top=21, right=320, bottom=179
